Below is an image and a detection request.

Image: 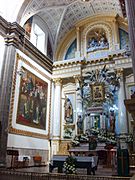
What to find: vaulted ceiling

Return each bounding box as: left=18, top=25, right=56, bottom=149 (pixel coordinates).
left=20, top=0, right=125, bottom=47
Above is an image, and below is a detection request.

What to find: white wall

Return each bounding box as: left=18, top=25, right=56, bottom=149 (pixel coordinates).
left=8, top=134, right=49, bottom=150
left=0, top=0, right=24, bottom=22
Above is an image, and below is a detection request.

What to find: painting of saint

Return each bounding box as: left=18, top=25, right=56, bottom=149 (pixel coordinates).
left=23, top=17, right=33, bottom=35
left=92, top=84, right=104, bottom=101
left=17, top=67, right=48, bottom=130
left=128, top=85, right=135, bottom=99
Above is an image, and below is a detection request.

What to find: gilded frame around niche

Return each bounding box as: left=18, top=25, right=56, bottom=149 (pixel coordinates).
left=91, top=83, right=105, bottom=102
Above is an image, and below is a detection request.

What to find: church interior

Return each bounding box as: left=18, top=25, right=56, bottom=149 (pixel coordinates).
left=0, top=0, right=135, bottom=179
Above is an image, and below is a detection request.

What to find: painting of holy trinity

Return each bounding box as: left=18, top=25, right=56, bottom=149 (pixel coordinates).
left=17, top=67, right=48, bottom=130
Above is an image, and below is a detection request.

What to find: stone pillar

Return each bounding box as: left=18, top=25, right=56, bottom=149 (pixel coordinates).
left=75, top=27, right=81, bottom=58
left=74, top=76, right=83, bottom=115
left=118, top=69, right=128, bottom=134
left=125, top=0, right=135, bottom=80
left=49, top=81, right=55, bottom=159
left=113, top=18, right=120, bottom=50
left=0, top=44, right=16, bottom=167
left=53, top=78, right=62, bottom=138
left=74, top=76, right=83, bottom=133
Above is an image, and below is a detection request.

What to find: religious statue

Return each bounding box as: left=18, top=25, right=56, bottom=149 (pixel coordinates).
left=87, top=31, right=109, bottom=53
left=77, top=115, right=83, bottom=134
left=64, top=98, right=73, bottom=123
left=109, top=110, right=115, bottom=133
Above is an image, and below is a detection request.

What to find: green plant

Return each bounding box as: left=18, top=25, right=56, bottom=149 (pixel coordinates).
left=63, top=156, right=77, bottom=174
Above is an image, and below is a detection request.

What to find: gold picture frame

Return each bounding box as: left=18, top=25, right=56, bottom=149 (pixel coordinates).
left=8, top=53, right=51, bottom=139
left=91, top=83, right=105, bottom=102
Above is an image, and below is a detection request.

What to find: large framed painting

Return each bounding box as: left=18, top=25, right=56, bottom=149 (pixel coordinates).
left=91, top=83, right=105, bottom=101
left=128, top=84, right=135, bottom=99
left=16, top=67, right=48, bottom=130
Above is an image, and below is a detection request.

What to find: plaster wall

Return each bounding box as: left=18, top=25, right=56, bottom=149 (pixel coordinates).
left=7, top=134, right=49, bottom=150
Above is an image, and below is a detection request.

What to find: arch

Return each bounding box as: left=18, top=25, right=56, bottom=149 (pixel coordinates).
left=56, top=35, right=76, bottom=61
left=81, top=22, right=113, bottom=57
left=65, top=39, right=77, bottom=60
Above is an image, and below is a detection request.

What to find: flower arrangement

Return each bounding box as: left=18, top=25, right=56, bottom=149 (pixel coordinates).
left=63, top=155, right=77, bottom=174
left=71, top=139, right=80, bottom=147
left=117, top=133, right=133, bottom=143
left=63, top=127, right=73, bottom=139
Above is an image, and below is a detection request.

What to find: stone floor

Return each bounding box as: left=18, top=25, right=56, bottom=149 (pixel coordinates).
left=13, top=164, right=135, bottom=177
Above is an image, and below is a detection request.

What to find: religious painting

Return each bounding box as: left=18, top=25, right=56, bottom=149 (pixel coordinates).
left=23, top=17, right=33, bottom=36
left=128, top=85, right=135, bottom=99
left=92, top=84, right=105, bottom=101
left=16, top=67, right=48, bottom=130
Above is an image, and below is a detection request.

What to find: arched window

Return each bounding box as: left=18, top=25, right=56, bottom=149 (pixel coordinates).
left=31, top=24, right=45, bottom=54
left=65, top=39, right=77, bottom=60
left=119, top=28, right=129, bottom=50
left=24, top=16, right=51, bottom=56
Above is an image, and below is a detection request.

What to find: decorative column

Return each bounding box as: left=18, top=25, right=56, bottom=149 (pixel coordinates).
left=74, top=76, right=83, bottom=114
left=75, top=27, right=81, bottom=58
left=49, top=80, right=55, bottom=159
left=124, top=0, right=135, bottom=152
left=118, top=69, right=128, bottom=134
left=0, top=44, right=16, bottom=167
left=74, top=76, right=83, bottom=133
left=113, top=18, right=120, bottom=50
left=53, top=78, right=62, bottom=138
left=125, top=0, right=135, bottom=79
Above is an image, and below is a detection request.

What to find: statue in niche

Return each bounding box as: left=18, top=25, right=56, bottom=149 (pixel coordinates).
left=64, top=98, right=73, bottom=123
left=109, top=110, right=115, bottom=133
left=87, top=30, right=109, bottom=53
left=77, top=115, right=83, bottom=134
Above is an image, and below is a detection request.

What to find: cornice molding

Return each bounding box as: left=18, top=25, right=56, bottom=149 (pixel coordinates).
left=52, top=51, right=132, bottom=80
left=0, top=15, right=10, bottom=37
left=53, top=49, right=126, bottom=69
